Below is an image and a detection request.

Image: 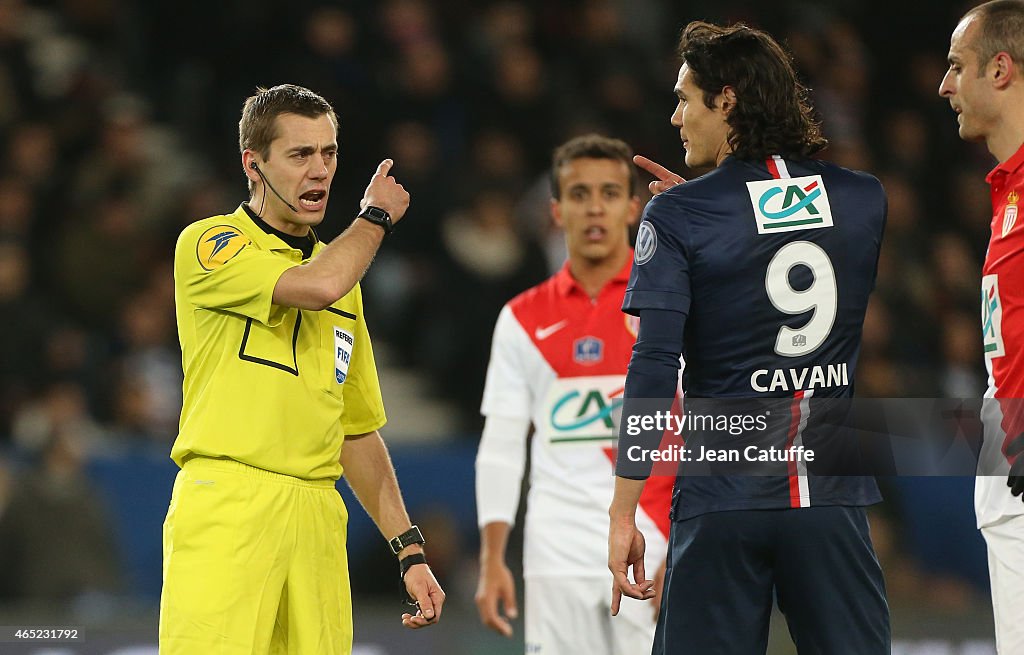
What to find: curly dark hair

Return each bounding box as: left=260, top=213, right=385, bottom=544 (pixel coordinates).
left=677, top=21, right=827, bottom=161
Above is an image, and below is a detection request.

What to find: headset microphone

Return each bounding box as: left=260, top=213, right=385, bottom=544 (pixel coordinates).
left=250, top=161, right=299, bottom=213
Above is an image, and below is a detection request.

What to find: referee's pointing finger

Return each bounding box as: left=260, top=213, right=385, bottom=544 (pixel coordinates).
left=376, top=159, right=394, bottom=177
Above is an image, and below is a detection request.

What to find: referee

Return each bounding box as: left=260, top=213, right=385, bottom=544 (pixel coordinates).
left=160, top=84, right=444, bottom=654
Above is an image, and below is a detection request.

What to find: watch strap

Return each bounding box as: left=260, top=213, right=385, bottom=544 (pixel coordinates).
left=399, top=552, right=428, bottom=579
left=389, top=524, right=425, bottom=555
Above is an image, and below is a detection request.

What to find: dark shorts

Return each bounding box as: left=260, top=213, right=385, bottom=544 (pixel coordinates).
left=653, top=506, right=889, bottom=655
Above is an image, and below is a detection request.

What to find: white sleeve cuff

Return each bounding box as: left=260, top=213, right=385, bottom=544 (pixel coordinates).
left=475, top=414, right=531, bottom=528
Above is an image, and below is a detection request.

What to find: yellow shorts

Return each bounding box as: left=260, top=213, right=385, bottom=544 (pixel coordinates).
left=159, top=457, right=351, bottom=655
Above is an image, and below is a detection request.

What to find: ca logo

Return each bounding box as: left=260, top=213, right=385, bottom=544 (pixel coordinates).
left=747, top=175, right=834, bottom=234
left=759, top=182, right=821, bottom=220
left=982, top=274, right=1004, bottom=358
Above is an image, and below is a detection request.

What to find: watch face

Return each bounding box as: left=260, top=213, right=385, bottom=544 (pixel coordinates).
left=364, top=207, right=389, bottom=220
left=361, top=206, right=393, bottom=234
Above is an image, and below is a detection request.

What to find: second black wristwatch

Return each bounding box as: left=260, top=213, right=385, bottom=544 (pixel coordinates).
left=357, top=205, right=394, bottom=235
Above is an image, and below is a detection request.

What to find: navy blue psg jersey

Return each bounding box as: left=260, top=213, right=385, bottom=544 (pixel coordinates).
left=623, top=155, right=885, bottom=518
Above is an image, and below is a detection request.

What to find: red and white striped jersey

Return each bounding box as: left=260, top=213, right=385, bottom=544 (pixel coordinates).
left=480, top=257, right=672, bottom=577
left=978, top=142, right=1024, bottom=528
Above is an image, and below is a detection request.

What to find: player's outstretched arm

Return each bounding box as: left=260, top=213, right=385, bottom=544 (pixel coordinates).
left=272, top=159, right=410, bottom=310
left=633, top=155, right=686, bottom=195
left=341, top=430, right=445, bottom=628
left=475, top=522, right=518, bottom=637
left=608, top=476, right=656, bottom=615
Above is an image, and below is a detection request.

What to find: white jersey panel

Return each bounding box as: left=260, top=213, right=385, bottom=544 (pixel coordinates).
left=976, top=393, right=1024, bottom=528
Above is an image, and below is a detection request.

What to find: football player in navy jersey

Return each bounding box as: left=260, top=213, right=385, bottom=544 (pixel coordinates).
left=608, top=21, right=889, bottom=654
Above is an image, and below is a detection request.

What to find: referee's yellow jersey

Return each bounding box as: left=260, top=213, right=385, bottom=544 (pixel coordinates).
left=171, top=204, right=386, bottom=480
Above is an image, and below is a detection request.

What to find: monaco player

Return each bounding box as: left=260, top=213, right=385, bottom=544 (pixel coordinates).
left=474, top=134, right=673, bottom=654
left=940, top=3, right=1024, bottom=651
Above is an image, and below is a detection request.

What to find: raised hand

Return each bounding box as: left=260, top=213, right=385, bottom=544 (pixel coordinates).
left=361, top=159, right=411, bottom=224
left=633, top=155, right=686, bottom=195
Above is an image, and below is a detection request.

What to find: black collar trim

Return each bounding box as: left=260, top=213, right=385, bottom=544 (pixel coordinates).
left=242, top=203, right=317, bottom=259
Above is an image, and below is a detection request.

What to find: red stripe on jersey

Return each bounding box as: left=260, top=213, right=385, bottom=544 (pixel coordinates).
left=640, top=475, right=674, bottom=538
left=643, top=393, right=684, bottom=537
left=766, top=157, right=782, bottom=180
left=786, top=390, right=806, bottom=508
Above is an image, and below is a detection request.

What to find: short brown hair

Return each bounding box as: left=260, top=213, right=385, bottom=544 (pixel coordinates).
left=677, top=21, right=826, bottom=161
left=238, top=84, right=338, bottom=192
left=550, top=134, right=637, bottom=199
left=962, top=0, right=1024, bottom=75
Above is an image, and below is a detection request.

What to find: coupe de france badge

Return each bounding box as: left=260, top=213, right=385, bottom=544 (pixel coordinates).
left=334, top=327, right=354, bottom=384
left=1003, top=191, right=1019, bottom=238
left=573, top=336, right=604, bottom=364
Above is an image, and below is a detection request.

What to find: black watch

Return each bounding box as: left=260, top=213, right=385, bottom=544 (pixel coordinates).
left=357, top=205, right=394, bottom=235
left=388, top=525, right=425, bottom=555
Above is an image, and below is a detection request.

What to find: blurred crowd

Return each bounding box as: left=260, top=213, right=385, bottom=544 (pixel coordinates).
left=0, top=0, right=996, bottom=613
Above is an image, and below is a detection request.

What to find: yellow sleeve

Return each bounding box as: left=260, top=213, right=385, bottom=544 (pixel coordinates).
left=341, top=284, right=387, bottom=435
left=175, top=221, right=295, bottom=326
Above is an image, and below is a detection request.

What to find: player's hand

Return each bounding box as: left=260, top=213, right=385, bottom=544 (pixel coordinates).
left=1007, top=432, right=1024, bottom=501
left=400, top=563, right=445, bottom=629
left=651, top=558, right=667, bottom=622
left=608, top=516, right=655, bottom=616
left=633, top=155, right=686, bottom=195
left=475, top=559, right=519, bottom=637
left=360, top=159, right=410, bottom=224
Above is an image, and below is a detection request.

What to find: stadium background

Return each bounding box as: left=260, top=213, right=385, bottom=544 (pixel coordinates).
left=0, top=0, right=1002, bottom=653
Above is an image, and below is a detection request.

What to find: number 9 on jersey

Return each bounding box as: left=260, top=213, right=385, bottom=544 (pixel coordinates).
left=765, top=241, right=837, bottom=357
